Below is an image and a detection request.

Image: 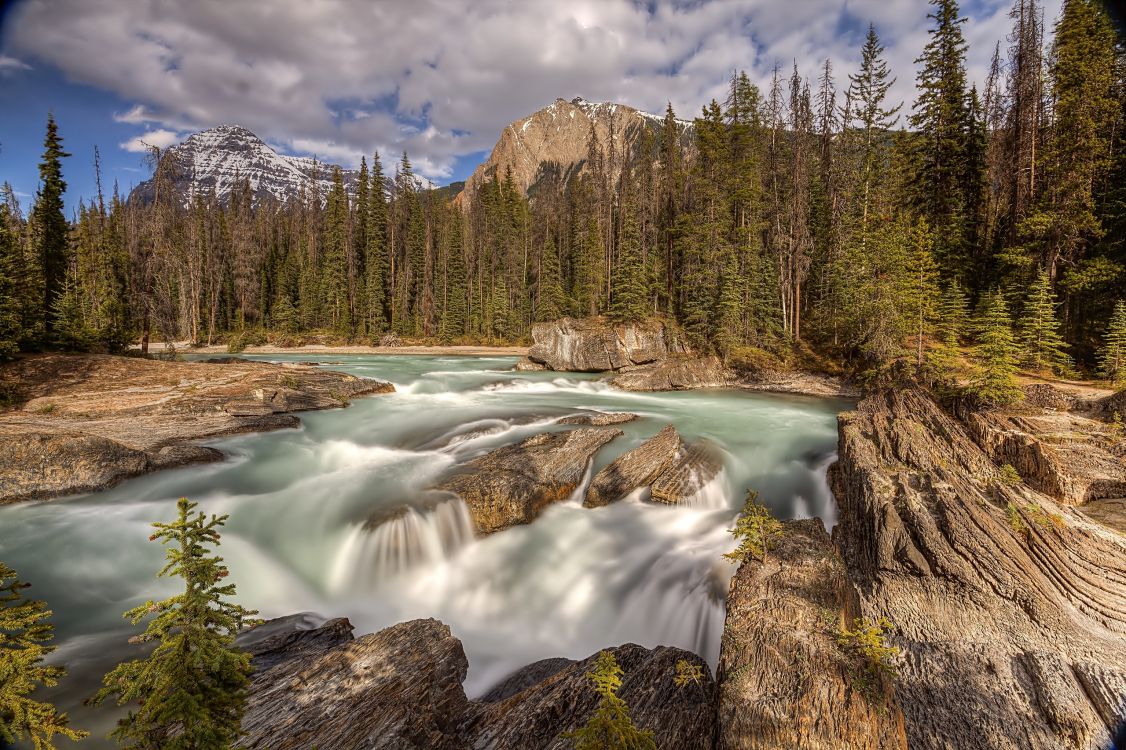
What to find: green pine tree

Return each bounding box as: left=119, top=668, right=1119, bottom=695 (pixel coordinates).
left=712, top=251, right=742, bottom=360
left=902, top=218, right=940, bottom=367
left=563, top=650, right=656, bottom=750
left=929, top=280, right=969, bottom=376
left=31, top=114, right=71, bottom=336
left=969, top=293, right=1024, bottom=406
left=440, top=216, right=468, bottom=342
left=1017, top=268, right=1069, bottom=373
left=323, top=167, right=352, bottom=336
left=609, top=201, right=648, bottom=324
left=1, top=562, right=88, bottom=750
left=536, top=234, right=565, bottom=323
left=1098, top=300, right=1126, bottom=385
left=365, top=153, right=389, bottom=335
left=0, top=198, right=24, bottom=359
left=92, top=498, right=259, bottom=750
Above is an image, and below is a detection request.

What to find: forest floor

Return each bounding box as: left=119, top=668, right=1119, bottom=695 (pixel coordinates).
left=143, top=341, right=529, bottom=357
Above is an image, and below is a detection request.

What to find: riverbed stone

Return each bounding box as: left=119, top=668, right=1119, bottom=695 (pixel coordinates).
left=584, top=424, right=683, bottom=507
left=650, top=437, right=725, bottom=504
left=436, top=427, right=621, bottom=533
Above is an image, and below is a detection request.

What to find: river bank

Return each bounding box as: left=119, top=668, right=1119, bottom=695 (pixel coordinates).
left=143, top=341, right=530, bottom=357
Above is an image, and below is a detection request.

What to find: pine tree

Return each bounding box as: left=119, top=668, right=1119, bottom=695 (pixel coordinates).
left=970, top=292, right=1024, bottom=406
left=563, top=650, right=656, bottom=750
left=323, top=167, right=351, bottom=336
left=1098, top=300, right=1126, bottom=385
left=32, top=114, right=71, bottom=335
left=93, top=498, right=259, bottom=750
left=902, top=218, right=940, bottom=366
left=365, top=153, right=389, bottom=335
left=536, top=234, right=565, bottom=322
left=0, top=562, right=88, bottom=750
left=712, top=251, right=741, bottom=360
left=440, top=217, right=467, bottom=341
left=609, top=197, right=648, bottom=324
left=0, top=198, right=23, bottom=359
left=1017, top=268, right=1069, bottom=372
left=929, top=280, right=969, bottom=376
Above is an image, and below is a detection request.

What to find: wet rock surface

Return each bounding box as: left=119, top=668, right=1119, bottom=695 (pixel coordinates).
left=830, top=387, right=1126, bottom=750
left=717, top=518, right=907, bottom=749
left=527, top=317, right=687, bottom=372
left=435, top=427, right=622, bottom=533
left=0, top=353, right=392, bottom=503
left=650, top=437, right=725, bottom=504
left=584, top=424, right=683, bottom=507
left=609, top=356, right=733, bottom=391
left=241, top=616, right=715, bottom=750
left=556, top=411, right=638, bottom=426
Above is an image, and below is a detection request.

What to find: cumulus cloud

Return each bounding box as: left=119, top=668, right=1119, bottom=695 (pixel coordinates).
left=120, top=128, right=182, bottom=152
left=3, top=0, right=1062, bottom=180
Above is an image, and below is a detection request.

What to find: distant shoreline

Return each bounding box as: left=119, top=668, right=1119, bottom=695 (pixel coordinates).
left=142, top=342, right=530, bottom=357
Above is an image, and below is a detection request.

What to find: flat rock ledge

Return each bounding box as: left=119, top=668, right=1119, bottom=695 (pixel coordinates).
left=609, top=356, right=733, bottom=391
left=585, top=424, right=683, bottom=507
left=0, top=353, right=393, bottom=503
left=435, top=427, right=622, bottom=533
left=239, top=615, right=715, bottom=750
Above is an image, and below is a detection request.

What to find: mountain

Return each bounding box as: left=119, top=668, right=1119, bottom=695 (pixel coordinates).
left=457, top=97, right=693, bottom=206
left=130, top=125, right=360, bottom=207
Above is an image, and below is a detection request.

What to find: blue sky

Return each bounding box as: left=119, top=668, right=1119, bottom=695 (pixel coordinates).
left=0, top=0, right=1063, bottom=215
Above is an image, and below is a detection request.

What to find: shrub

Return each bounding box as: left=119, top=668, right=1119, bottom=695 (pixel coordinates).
left=673, top=659, right=705, bottom=690
left=997, top=464, right=1022, bottom=486
left=837, top=616, right=900, bottom=700
left=563, top=650, right=656, bottom=750
left=724, top=490, right=784, bottom=564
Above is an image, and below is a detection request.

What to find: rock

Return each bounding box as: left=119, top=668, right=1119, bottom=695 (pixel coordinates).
left=650, top=437, right=724, bottom=504
left=526, top=316, right=687, bottom=372
left=1078, top=497, right=1126, bottom=535
left=1022, top=382, right=1078, bottom=410
left=585, top=425, right=683, bottom=507
left=466, top=643, right=716, bottom=750
left=240, top=619, right=472, bottom=750
left=956, top=401, right=1126, bottom=505
left=379, top=333, right=402, bottom=347
left=0, top=353, right=393, bottom=503
left=436, top=428, right=621, bottom=533
left=203, top=356, right=251, bottom=364
left=609, top=356, right=733, bottom=391
left=717, top=518, right=907, bottom=749
left=830, top=388, right=1126, bottom=749
left=241, top=617, right=715, bottom=750
left=514, top=357, right=548, bottom=371
left=479, top=657, right=576, bottom=702
left=556, top=411, right=638, bottom=426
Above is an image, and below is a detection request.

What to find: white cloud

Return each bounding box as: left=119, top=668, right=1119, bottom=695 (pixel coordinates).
left=5, top=0, right=1064, bottom=180
left=120, top=128, right=182, bottom=152
left=0, top=54, right=31, bottom=76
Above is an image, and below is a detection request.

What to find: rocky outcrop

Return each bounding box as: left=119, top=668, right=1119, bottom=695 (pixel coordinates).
left=525, top=317, right=687, bottom=372
left=717, top=518, right=907, bottom=749
left=240, top=616, right=715, bottom=750
left=585, top=425, right=683, bottom=507
left=609, top=356, right=733, bottom=392
left=556, top=411, right=638, bottom=426
left=0, top=354, right=392, bottom=503
left=736, top=370, right=859, bottom=398
left=830, top=387, right=1126, bottom=750
left=436, top=427, right=621, bottom=533
left=651, top=438, right=725, bottom=504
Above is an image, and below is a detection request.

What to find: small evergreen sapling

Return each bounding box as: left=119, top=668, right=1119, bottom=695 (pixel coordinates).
left=837, top=616, right=900, bottom=699
left=1017, top=268, right=1069, bottom=373
left=969, top=293, right=1023, bottom=406
left=724, top=490, right=784, bottom=564
left=564, top=650, right=656, bottom=750
left=1, top=562, right=87, bottom=750
left=1099, top=300, right=1126, bottom=385
left=92, top=498, right=259, bottom=750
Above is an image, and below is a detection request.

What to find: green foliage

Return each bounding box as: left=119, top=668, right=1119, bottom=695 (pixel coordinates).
left=0, top=562, right=88, bottom=749
left=997, top=464, right=1022, bottom=486
left=1017, top=268, right=1069, bottom=373
left=1109, top=411, right=1124, bottom=444
left=33, top=115, right=71, bottom=336
left=1006, top=502, right=1028, bottom=535
left=564, top=650, right=656, bottom=750
left=724, top=490, right=784, bottom=564
left=968, top=293, right=1023, bottom=406
left=92, top=498, right=259, bottom=750
left=672, top=659, right=705, bottom=690
left=837, top=616, right=900, bottom=699
left=609, top=200, right=648, bottom=324
left=1099, top=300, right=1126, bottom=384
left=225, top=328, right=266, bottom=354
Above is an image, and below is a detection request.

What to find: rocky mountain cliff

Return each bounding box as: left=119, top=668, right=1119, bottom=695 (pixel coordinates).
left=457, top=97, right=693, bottom=206
left=130, top=125, right=360, bottom=207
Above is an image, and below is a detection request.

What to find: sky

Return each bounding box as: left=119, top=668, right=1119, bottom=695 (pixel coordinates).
left=0, top=0, right=1066, bottom=214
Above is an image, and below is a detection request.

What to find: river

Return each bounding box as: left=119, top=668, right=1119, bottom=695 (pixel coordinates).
left=0, top=354, right=848, bottom=745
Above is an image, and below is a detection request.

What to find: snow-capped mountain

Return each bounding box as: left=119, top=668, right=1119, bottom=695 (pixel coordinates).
left=130, top=125, right=359, bottom=206
left=457, top=97, right=693, bottom=206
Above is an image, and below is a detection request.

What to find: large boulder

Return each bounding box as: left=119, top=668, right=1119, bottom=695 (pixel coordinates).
left=830, top=388, right=1126, bottom=750
left=525, top=317, right=687, bottom=372
left=717, top=518, right=907, bottom=749
left=584, top=425, right=683, bottom=507
left=240, top=616, right=716, bottom=750
left=650, top=437, right=725, bottom=505
left=609, top=356, right=733, bottom=392
left=436, top=428, right=622, bottom=533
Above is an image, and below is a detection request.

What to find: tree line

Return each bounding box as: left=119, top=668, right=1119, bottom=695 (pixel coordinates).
left=2, top=0, right=1125, bottom=397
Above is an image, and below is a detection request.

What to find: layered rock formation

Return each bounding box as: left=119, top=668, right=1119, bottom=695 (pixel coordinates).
left=0, top=354, right=392, bottom=502
left=717, top=518, right=907, bottom=749
left=239, top=615, right=715, bottom=750
left=830, top=388, right=1126, bottom=750
left=458, top=97, right=693, bottom=207
left=524, top=316, right=687, bottom=372
left=650, top=437, right=725, bottom=504
left=435, top=427, right=621, bottom=533
left=585, top=424, right=683, bottom=507
left=610, top=356, right=734, bottom=392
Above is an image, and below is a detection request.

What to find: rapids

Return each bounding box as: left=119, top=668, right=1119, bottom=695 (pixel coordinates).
left=0, top=354, right=847, bottom=745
